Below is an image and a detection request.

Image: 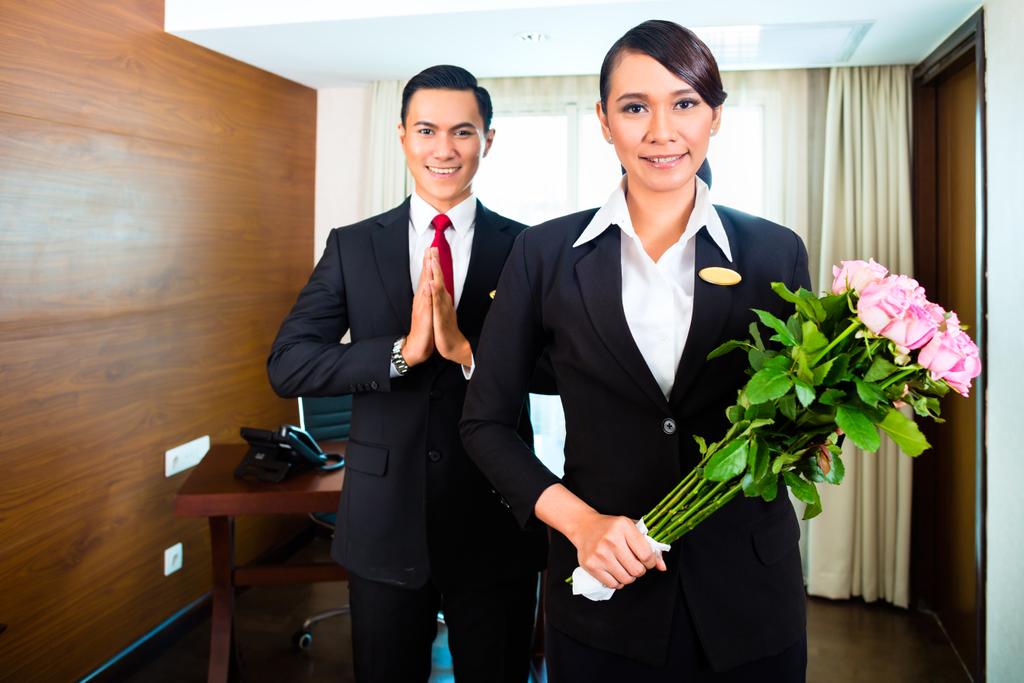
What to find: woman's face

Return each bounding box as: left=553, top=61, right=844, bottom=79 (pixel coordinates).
left=598, top=51, right=721, bottom=196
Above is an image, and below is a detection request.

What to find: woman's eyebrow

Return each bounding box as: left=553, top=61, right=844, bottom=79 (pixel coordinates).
left=615, top=88, right=696, bottom=103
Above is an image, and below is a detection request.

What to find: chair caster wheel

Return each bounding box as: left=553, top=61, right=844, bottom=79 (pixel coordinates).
left=293, top=629, right=313, bottom=651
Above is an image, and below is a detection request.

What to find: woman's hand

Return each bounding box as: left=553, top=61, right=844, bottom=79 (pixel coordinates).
left=534, top=484, right=667, bottom=590
left=570, top=513, right=667, bottom=589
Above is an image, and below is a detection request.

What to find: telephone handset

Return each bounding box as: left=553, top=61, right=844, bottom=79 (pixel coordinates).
left=235, top=425, right=344, bottom=483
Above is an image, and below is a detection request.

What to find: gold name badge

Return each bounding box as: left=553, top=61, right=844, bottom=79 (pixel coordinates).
left=698, top=267, right=742, bottom=286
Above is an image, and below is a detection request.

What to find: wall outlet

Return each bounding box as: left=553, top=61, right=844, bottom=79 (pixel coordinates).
left=165, top=435, right=210, bottom=477
left=164, top=543, right=183, bottom=576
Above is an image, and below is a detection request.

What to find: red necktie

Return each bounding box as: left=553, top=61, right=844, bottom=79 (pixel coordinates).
left=430, top=213, right=455, bottom=299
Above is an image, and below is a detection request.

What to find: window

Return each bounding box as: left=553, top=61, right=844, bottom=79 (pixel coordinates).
left=474, top=104, right=765, bottom=477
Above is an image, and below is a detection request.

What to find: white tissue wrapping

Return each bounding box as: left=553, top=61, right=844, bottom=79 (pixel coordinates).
left=570, top=518, right=671, bottom=601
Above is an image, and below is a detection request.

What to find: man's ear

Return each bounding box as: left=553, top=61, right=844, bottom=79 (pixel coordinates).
left=482, top=128, right=495, bottom=158
left=398, top=122, right=406, bottom=145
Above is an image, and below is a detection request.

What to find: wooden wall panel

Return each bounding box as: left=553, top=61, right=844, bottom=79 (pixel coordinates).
left=0, top=1, right=316, bottom=680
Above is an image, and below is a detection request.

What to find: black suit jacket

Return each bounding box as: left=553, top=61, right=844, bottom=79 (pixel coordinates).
left=268, top=198, right=546, bottom=590
left=461, top=204, right=812, bottom=669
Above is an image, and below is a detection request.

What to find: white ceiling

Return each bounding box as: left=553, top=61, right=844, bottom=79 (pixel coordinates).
left=165, top=0, right=981, bottom=88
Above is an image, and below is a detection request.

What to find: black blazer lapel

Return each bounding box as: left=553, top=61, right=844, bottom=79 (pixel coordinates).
left=574, top=228, right=670, bottom=413
left=669, top=225, right=736, bottom=406
left=457, top=201, right=514, bottom=337
left=371, top=198, right=413, bottom=331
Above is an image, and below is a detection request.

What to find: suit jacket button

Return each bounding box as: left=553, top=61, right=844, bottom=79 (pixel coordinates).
left=370, top=381, right=378, bottom=390
left=662, top=418, right=677, bottom=435
left=429, top=389, right=442, bottom=400
left=428, top=449, right=442, bottom=463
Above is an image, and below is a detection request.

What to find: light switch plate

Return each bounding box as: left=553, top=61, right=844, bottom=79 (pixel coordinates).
left=165, top=435, right=210, bottom=477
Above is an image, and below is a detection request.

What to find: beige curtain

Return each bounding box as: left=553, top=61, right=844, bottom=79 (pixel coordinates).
left=806, top=65, right=914, bottom=607
left=366, top=80, right=412, bottom=215
left=720, top=69, right=829, bottom=278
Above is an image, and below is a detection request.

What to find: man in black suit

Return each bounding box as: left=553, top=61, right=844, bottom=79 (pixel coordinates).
left=268, top=65, right=545, bottom=683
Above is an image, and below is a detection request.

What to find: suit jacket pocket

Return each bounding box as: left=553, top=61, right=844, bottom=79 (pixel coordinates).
left=345, top=439, right=389, bottom=477
left=751, top=508, right=800, bottom=566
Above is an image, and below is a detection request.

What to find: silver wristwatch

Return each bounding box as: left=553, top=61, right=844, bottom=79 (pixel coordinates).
left=391, top=336, right=410, bottom=376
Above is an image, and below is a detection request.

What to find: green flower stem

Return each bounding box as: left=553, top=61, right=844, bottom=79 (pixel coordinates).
left=661, top=482, right=744, bottom=544
left=644, top=470, right=701, bottom=530
left=648, top=477, right=708, bottom=537
left=811, top=320, right=861, bottom=366
left=655, top=479, right=731, bottom=541
left=880, top=367, right=919, bottom=389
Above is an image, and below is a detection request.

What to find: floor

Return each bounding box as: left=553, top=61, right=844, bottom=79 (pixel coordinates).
left=124, top=535, right=969, bottom=683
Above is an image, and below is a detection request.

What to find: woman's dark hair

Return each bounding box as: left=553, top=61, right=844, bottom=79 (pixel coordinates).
left=599, top=20, right=727, bottom=110
left=401, top=65, right=493, bottom=131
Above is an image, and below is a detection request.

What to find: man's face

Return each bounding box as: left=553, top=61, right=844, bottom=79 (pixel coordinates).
left=399, top=88, right=494, bottom=213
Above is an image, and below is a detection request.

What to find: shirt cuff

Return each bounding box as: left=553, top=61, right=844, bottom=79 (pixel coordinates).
left=461, top=353, right=476, bottom=380
left=390, top=361, right=401, bottom=378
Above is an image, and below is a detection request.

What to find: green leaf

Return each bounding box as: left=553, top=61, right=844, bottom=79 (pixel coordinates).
left=752, top=309, right=798, bottom=347
left=824, top=450, right=845, bottom=485
left=708, top=339, right=747, bottom=360
left=801, top=321, right=829, bottom=354
left=910, top=395, right=942, bottom=420
left=745, top=367, right=793, bottom=404
left=878, top=408, right=931, bottom=456
left=819, top=388, right=845, bottom=406
left=747, top=438, right=769, bottom=481
left=824, top=354, right=850, bottom=384
left=787, top=314, right=803, bottom=344
left=692, top=434, right=709, bottom=455
left=812, top=358, right=836, bottom=386
left=760, top=474, right=780, bottom=502
left=741, top=472, right=760, bottom=497
left=778, top=393, right=798, bottom=421
left=794, top=379, right=816, bottom=407
left=704, top=439, right=749, bottom=481
left=784, top=472, right=822, bottom=520
left=836, top=404, right=881, bottom=452
left=748, top=321, right=765, bottom=350
left=743, top=401, right=776, bottom=422
left=864, top=357, right=901, bottom=383
left=855, top=379, right=888, bottom=408
left=748, top=348, right=768, bottom=371
left=725, top=405, right=744, bottom=424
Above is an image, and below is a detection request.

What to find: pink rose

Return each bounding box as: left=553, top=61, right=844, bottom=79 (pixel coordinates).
left=857, top=275, right=941, bottom=351
left=832, top=259, right=889, bottom=295
left=917, top=312, right=982, bottom=397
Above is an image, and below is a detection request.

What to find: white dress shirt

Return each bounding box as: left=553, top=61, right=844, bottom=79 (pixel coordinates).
left=390, top=190, right=476, bottom=379
left=408, top=191, right=476, bottom=308
left=573, top=176, right=733, bottom=399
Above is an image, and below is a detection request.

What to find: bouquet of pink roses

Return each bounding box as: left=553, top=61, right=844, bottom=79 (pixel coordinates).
left=571, top=259, right=981, bottom=600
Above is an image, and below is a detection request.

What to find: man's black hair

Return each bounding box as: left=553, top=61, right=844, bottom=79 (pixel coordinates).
left=400, top=65, right=493, bottom=131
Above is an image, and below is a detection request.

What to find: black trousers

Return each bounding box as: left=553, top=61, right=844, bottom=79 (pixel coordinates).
left=347, top=571, right=538, bottom=683
left=544, top=589, right=806, bottom=683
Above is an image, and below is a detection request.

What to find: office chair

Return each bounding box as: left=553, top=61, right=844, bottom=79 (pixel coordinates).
left=292, top=395, right=353, bottom=650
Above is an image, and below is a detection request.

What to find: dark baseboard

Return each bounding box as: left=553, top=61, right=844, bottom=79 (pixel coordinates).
left=82, top=524, right=319, bottom=682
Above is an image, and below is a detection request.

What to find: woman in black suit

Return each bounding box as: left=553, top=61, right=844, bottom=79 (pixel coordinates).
left=462, top=20, right=811, bottom=682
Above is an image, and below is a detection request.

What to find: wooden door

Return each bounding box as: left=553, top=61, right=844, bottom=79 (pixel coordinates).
left=911, top=12, right=986, bottom=681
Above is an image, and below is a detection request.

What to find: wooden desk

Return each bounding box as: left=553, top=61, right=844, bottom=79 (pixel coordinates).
left=174, top=443, right=347, bottom=683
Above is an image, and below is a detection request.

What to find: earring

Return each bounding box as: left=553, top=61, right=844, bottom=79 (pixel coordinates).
left=607, top=136, right=613, bottom=143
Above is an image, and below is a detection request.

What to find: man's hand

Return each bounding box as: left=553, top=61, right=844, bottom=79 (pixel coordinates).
left=402, top=251, right=434, bottom=367
left=429, top=247, right=472, bottom=367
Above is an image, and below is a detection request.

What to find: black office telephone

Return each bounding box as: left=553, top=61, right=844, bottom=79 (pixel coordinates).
left=235, top=425, right=344, bottom=483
